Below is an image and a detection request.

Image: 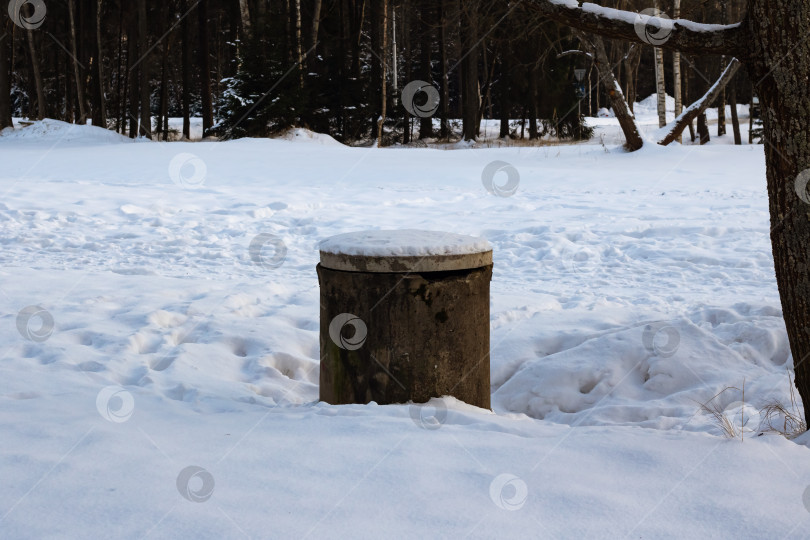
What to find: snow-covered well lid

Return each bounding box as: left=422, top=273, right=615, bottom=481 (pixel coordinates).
left=319, top=229, right=492, bottom=273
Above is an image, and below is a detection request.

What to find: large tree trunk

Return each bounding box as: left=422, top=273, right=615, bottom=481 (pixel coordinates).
left=746, top=0, right=810, bottom=423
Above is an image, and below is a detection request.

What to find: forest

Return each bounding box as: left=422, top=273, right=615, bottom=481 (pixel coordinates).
left=1, top=0, right=751, bottom=144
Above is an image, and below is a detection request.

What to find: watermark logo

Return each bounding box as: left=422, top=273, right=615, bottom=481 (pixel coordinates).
left=409, top=401, right=447, bottom=430
left=725, top=400, right=761, bottom=434
left=559, top=243, right=600, bottom=275
left=168, top=153, right=207, bottom=188
left=176, top=466, right=215, bottom=503
left=642, top=322, right=680, bottom=358
left=633, top=8, right=674, bottom=46
left=482, top=161, right=520, bottom=198
left=8, top=0, right=46, bottom=30
left=489, top=473, right=528, bottom=511
left=249, top=233, right=287, bottom=269
left=802, top=485, right=810, bottom=513
left=794, top=169, right=810, bottom=205
left=96, top=386, right=135, bottom=423
left=16, top=305, right=54, bottom=342
left=401, top=80, right=441, bottom=118
left=328, top=313, right=367, bottom=350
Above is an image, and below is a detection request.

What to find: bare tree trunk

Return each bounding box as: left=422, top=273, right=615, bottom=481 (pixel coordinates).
left=197, top=0, right=214, bottom=137
left=26, top=29, right=45, bottom=120
left=68, top=0, right=88, bottom=124
left=198, top=0, right=213, bottom=135
left=746, top=1, right=810, bottom=422
left=127, top=5, right=139, bottom=138
left=419, top=0, right=434, bottom=139
left=729, top=84, right=741, bottom=145
left=311, top=0, right=323, bottom=50
left=238, top=0, right=251, bottom=37
left=158, top=9, right=171, bottom=141
left=528, top=65, right=538, bottom=139
left=697, top=111, right=709, bottom=144
left=582, top=33, right=643, bottom=151
left=623, top=44, right=641, bottom=113
left=439, top=0, right=449, bottom=139
left=0, top=33, right=11, bottom=128
left=96, top=0, right=107, bottom=127
left=460, top=2, right=480, bottom=141
left=717, top=0, right=728, bottom=137
left=684, top=60, right=695, bottom=141
left=499, top=43, right=511, bottom=139
left=181, top=0, right=191, bottom=139
left=654, top=47, right=666, bottom=128
left=137, top=0, right=151, bottom=138
left=377, top=0, right=389, bottom=147
left=295, top=0, right=304, bottom=87
left=672, top=0, right=682, bottom=142
left=115, top=2, right=125, bottom=132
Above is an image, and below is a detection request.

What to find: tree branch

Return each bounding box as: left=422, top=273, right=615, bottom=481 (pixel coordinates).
left=657, top=58, right=741, bottom=146
left=557, top=49, right=593, bottom=59
left=577, top=31, right=643, bottom=151
left=523, top=0, right=746, bottom=57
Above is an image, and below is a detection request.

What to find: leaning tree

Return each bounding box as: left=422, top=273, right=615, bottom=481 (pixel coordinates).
left=525, top=0, right=810, bottom=423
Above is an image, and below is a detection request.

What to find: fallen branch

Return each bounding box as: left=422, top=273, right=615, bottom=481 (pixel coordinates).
left=657, top=58, right=741, bottom=146
left=578, top=32, right=643, bottom=151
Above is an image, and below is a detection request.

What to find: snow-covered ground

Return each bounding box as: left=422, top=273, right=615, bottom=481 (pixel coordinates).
left=2, top=117, right=809, bottom=539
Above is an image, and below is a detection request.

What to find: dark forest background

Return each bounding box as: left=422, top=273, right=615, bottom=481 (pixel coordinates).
left=0, top=0, right=751, bottom=144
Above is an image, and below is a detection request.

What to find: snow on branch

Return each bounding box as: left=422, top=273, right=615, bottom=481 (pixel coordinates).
left=656, top=58, right=742, bottom=146
left=557, top=50, right=593, bottom=59
left=524, top=0, right=745, bottom=57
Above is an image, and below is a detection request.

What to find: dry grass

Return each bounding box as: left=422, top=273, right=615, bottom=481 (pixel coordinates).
left=759, top=370, right=806, bottom=439
left=696, top=384, right=748, bottom=440
left=695, top=370, right=807, bottom=441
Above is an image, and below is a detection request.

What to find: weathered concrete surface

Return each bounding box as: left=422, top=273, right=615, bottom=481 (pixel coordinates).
left=318, top=264, right=492, bottom=409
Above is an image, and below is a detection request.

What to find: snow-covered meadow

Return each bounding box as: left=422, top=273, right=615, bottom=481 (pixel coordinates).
left=2, top=115, right=810, bottom=539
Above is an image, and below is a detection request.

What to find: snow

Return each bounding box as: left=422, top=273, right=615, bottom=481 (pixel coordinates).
left=319, top=229, right=491, bottom=257
left=1, top=119, right=809, bottom=538
left=548, top=0, right=740, bottom=33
